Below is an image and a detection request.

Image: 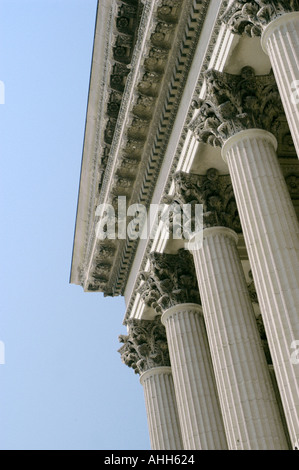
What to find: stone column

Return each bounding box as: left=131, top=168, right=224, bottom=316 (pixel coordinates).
left=222, top=130, right=299, bottom=447
left=193, top=68, right=299, bottom=448
left=262, top=12, right=299, bottom=158
left=162, top=303, right=228, bottom=450
left=139, top=251, right=228, bottom=450
left=223, top=1, right=299, bottom=158
left=249, top=279, right=292, bottom=448
left=119, top=316, right=183, bottom=450
left=140, top=367, right=182, bottom=450
left=174, top=170, right=288, bottom=450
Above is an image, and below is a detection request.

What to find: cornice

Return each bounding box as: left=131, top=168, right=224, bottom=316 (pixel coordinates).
left=108, top=0, right=212, bottom=296
left=73, top=0, right=215, bottom=295
left=71, top=1, right=114, bottom=286
left=71, top=0, right=140, bottom=287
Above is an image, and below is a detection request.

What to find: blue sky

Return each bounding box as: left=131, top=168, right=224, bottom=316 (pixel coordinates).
left=0, top=0, right=150, bottom=450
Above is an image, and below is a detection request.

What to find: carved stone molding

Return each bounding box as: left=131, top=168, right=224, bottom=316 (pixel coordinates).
left=73, top=1, right=233, bottom=298
left=222, top=0, right=299, bottom=37
left=87, top=243, right=116, bottom=292
left=99, top=0, right=184, bottom=198
left=101, top=0, right=142, bottom=161
left=83, top=0, right=213, bottom=295
left=138, top=250, right=200, bottom=314
left=174, top=169, right=241, bottom=232
left=191, top=67, right=284, bottom=147
left=118, top=316, right=170, bottom=374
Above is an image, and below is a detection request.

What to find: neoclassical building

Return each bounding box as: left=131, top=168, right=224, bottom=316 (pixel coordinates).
left=71, top=0, right=299, bottom=450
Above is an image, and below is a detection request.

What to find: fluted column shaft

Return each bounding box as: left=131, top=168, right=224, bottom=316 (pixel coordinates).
left=140, top=367, right=183, bottom=450
left=161, top=304, right=228, bottom=450
left=268, top=365, right=292, bottom=449
left=262, top=12, right=299, bottom=158
left=222, top=128, right=299, bottom=448
left=191, top=227, right=288, bottom=449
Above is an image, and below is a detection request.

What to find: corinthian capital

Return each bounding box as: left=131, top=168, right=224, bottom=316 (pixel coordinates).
left=174, top=169, right=241, bottom=232
left=138, top=250, right=200, bottom=314
left=192, top=67, right=283, bottom=147
left=118, top=316, right=170, bottom=375
left=222, top=0, right=299, bottom=37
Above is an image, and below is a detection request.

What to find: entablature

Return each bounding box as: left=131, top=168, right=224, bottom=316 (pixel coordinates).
left=71, top=0, right=217, bottom=296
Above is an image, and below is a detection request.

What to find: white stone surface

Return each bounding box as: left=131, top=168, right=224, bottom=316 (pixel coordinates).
left=124, top=0, right=225, bottom=309
left=70, top=0, right=115, bottom=286
left=191, top=226, right=288, bottom=450
left=222, top=128, right=299, bottom=449
left=262, top=12, right=299, bottom=159
left=140, top=367, right=183, bottom=450
left=161, top=304, right=228, bottom=450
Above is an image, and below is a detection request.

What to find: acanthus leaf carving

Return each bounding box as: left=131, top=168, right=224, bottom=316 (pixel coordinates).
left=191, top=67, right=283, bottom=147
left=138, top=250, right=200, bottom=314
left=222, top=0, right=299, bottom=37
left=118, top=316, right=170, bottom=374
left=174, top=169, right=241, bottom=232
